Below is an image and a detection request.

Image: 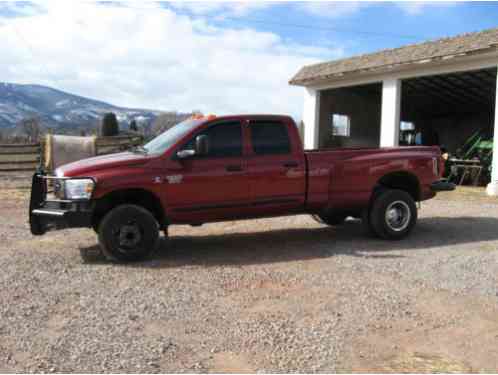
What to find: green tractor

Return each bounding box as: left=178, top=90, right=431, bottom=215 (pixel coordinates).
left=450, top=130, right=494, bottom=184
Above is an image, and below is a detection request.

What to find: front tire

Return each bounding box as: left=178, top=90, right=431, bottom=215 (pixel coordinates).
left=98, top=204, right=159, bottom=263
left=369, top=189, right=417, bottom=240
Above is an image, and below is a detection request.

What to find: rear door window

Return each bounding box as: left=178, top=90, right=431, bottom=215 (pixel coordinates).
left=250, top=121, right=291, bottom=155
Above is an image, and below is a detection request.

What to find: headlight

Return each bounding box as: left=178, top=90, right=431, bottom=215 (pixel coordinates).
left=63, top=179, right=95, bottom=200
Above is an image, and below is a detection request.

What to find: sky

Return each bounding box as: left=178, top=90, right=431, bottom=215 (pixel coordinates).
left=1, top=1, right=498, bottom=120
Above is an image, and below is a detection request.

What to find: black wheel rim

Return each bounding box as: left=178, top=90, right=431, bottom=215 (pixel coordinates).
left=112, top=220, right=144, bottom=254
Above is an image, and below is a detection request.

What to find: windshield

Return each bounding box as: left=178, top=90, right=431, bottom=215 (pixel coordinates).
left=143, top=119, right=203, bottom=155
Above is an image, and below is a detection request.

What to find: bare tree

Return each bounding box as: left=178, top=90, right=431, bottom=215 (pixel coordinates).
left=19, top=117, right=41, bottom=142
left=151, top=111, right=194, bottom=135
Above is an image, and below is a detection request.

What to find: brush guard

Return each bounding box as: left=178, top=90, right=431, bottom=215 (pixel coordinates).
left=29, top=171, right=94, bottom=235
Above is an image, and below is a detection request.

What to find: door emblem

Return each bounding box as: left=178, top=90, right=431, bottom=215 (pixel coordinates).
left=166, top=175, right=183, bottom=184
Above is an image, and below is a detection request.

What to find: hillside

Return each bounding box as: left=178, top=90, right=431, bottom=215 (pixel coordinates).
left=0, top=82, right=160, bottom=130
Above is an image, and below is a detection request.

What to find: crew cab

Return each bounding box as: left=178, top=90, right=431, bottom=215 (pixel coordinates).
left=29, top=114, right=454, bottom=262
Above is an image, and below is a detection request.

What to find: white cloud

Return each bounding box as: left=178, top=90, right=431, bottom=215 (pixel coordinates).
left=168, top=1, right=270, bottom=17
left=396, top=2, right=427, bottom=15
left=0, top=2, right=342, bottom=120
left=298, top=2, right=365, bottom=19
left=298, top=1, right=458, bottom=18
left=395, top=1, right=457, bottom=15
left=0, top=1, right=43, bottom=18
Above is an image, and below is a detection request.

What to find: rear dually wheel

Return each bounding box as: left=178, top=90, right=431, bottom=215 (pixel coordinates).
left=369, top=189, right=417, bottom=240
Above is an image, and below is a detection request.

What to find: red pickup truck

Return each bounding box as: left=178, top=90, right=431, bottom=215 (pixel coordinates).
left=29, top=114, right=454, bottom=262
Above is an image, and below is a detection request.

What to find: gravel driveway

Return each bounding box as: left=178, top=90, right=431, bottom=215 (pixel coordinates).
left=1, top=178, right=498, bottom=372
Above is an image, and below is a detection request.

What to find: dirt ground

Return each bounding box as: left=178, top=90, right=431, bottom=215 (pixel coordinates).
left=1, top=173, right=498, bottom=373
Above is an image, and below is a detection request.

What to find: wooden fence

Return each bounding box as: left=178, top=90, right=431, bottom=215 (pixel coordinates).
left=95, top=135, right=144, bottom=156
left=0, top=135, right=144, bottom=173
left=0, top=143, right=41, bottom=172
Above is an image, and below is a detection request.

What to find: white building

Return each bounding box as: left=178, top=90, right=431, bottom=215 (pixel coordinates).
left=290, top=27, right=498, bottom=196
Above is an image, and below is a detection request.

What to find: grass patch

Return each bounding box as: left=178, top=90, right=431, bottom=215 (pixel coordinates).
left=380, top=352, right=472, bottom=373
left=477, top=243, right=498, bottom=252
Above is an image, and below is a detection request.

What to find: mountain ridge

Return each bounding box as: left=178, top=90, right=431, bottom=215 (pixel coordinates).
left=0, top=82, right=161, bottom=130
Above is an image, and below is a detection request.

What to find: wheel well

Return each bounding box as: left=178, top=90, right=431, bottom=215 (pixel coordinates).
left=376, top=172, right=421, bottom=202
left=92, top=189, right=165, bottom=229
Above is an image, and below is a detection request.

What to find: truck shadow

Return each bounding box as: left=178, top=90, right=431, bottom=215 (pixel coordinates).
left=80, top=216, right=498, bottom=267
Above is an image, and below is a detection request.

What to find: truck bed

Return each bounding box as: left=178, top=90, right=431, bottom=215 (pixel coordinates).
left=304, top=146, right=442, bottom=212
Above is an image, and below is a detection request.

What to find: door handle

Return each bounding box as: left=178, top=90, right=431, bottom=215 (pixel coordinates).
left=226, top=165, right=243, bottom=172
left=283, top=161, right=298, bottom=168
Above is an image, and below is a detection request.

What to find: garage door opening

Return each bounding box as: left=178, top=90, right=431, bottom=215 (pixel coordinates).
left=318, top=83, right=382, bottom=148
left=401, top=67, right=496, bottom=185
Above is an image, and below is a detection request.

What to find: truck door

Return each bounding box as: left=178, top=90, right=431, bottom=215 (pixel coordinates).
left=166, top=120, right=249, bottom=223
left=246, top=119, right=306, bottom=216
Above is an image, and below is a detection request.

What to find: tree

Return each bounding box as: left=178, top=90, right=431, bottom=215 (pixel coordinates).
left=19, top=117, right=41, bottom=142
left=100, top=112, right=119, bottom=136
left=151, top=111, right=193, bottom=135
left=129, top=119, right=138, bottom=132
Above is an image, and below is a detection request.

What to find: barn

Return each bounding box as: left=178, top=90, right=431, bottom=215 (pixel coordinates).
left=290, top=27, right=498, bottom=196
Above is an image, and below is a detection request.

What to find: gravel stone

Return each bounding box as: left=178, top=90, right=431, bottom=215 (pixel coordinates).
left=1, top=178, right=498, bottom=372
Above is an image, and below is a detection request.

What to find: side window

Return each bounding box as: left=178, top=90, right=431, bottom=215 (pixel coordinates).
left=331, top=114, right=351, bottom=137
left=250, top=121, right=291, bottom=155
left=182, top=122, right=242, bottom=158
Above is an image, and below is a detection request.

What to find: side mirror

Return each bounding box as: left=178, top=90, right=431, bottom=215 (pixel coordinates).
left=176, top=149, right=195, bottom=159
left=195, top=135, right=209, bottom=156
